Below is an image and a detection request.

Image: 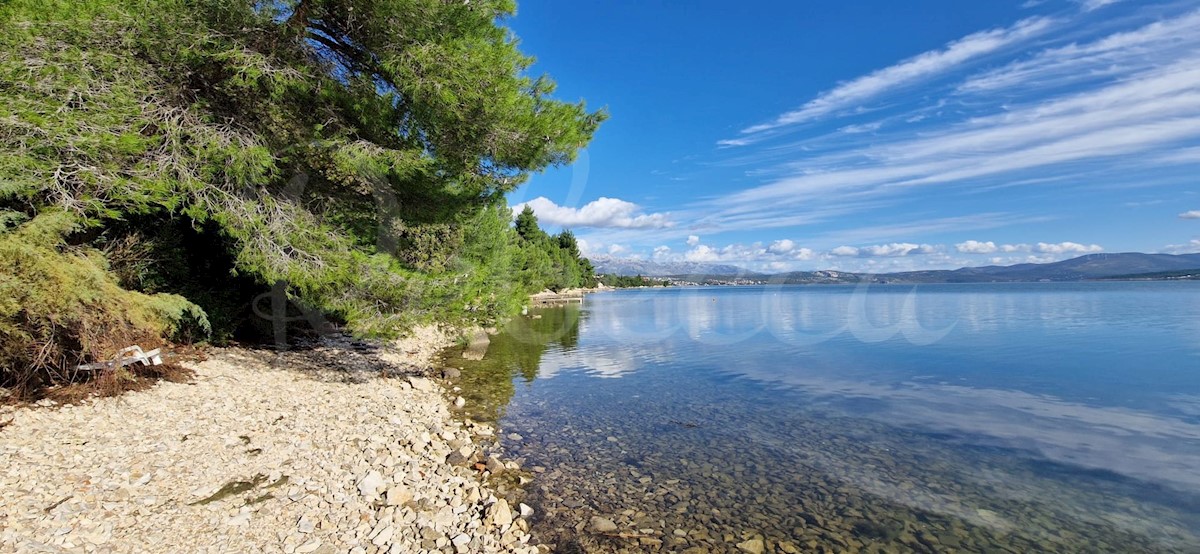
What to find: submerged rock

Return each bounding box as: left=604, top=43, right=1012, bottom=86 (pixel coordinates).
left=588, top=517, right=618, bottom=534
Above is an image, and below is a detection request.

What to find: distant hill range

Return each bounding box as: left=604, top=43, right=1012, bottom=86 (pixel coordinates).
left=587, top=255, right=760, bottom=277
left=588, top=252, right=1200, bottom=283
left=878, top=252, right=1200, bottom=283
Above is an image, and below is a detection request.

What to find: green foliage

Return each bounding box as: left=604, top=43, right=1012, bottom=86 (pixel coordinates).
left=0, top=0, right=604, bottom=380
left=597, top=274, right=672, bottom=288
left=511, top=210, right=596, bottom=292
left=514, top=206, right=544, bottom=242
left=0, top=212, right=209, bottom=394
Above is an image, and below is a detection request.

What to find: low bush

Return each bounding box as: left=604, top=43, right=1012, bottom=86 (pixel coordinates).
left=0, top=211, right=209, bottom=397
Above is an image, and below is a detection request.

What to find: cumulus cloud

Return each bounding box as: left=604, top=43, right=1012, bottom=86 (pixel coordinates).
left=1001, top=244, right=1031, bottom=252
left=1180, top=210, right=1200, bottom=219
left=607, top=244, right=628, bottom=255
left=675, top=240, right=816, bottom=267
left=514, top=197, right=671, bottom=229
left=652, top=245, right=671, bottom=259
left=792, top=248, right=816, bottom=260
left=1034, top=242, right=1103, bottom=254
left=831, top=243, right=939, bottom=257
left=686, top=235, right=701, bottom=246
left=768, top=239, right=796, bottom=254
left=1162, top=239, right=1200, bottom=254
left=956, top=240, right=999, bottom=254
left=684, top=244, right=720, bottom=262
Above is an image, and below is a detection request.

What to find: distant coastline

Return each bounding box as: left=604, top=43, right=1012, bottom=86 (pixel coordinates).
left=593, top=252, right=1200, bottom=286
left=1092, top=269, right=1200, bottom=281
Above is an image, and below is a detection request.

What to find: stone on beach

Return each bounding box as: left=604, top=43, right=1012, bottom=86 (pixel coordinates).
left=0, top=329, right=538, bottom=554
left=489, top=498, right=514, bottom=527
left=358, top=471, right=385, bottom=498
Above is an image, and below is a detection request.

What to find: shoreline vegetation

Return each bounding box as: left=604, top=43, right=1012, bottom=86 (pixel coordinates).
left=0, top=0, right=604, bottom=399
left=1, top=1, right=605, bottom=552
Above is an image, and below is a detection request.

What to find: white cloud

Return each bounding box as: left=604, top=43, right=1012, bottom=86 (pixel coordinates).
left=732, top=16, right=1053, bottom=136
left=714, top=54, right=1200, bottom=223
left=684, top=244, right=720, bottom=262
left=956, top=240, right=999, bottom=254
left=767, top=239, right=796, bottom=254
left=695, top=8, right=1200, bottom=245
left=959, top=241, right=1102, bottom=258
left=1034, top=242, right=1103, bottom=254
left=958, top=10, right=1200, bottom=94
left=671, top=240, right=818, bottom=268
left=1158, top=146, right=1200, bottom=164
left=829, top=243, right=941, bottom=258
left=607, top=243, right=628, bottom=255
left=1163, top=239, right=1200, bottom=254
left=866, top=243, right=939, bottom=257
left=1077, top=0, right=1122, bottom=12
left=1180, top=210, right=1200, bottom=219
left=686, top=235, right=701, bottom=246
left=840, top=122, right=883, bottom=134
left=652, top=245, right=671, bottom=259
left=514, top=197, right=671, bottom=229
left=716, top=137, right=753, bottom=148
left=575, top=238, right=593, bottom=256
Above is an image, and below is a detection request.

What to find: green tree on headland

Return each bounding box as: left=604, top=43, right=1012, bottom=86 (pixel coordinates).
left=596, top=274, right=671, bottom=288
left=512, top=208, right=596, bottom=291
left=0, top=0, right=604, bottom=393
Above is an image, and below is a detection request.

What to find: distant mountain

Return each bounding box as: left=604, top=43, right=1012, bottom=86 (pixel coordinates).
left=881, top=253, right=1200, bottom=283
left=591, top=252, right=1200, bottom=283
left=768, top=270, right=862, bottom=284
left=587, top=255, right=757, bottom=277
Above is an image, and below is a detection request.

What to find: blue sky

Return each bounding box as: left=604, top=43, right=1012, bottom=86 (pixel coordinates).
left=505, top=0, right=1200, bottom=272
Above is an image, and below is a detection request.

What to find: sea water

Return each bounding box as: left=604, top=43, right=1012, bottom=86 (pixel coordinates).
left=451, top=282, right=1200, bottom=553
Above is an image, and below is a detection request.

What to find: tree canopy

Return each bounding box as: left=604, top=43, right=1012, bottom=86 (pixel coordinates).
left=0, top=0, right=603, bottom=392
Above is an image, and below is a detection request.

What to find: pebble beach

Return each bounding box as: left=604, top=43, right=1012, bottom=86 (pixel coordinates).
left=0, top=330, right=541, bottom=554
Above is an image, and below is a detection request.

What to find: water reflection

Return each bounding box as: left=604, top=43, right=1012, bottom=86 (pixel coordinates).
left=450, top=283, right=1200, bottom=552
left=446, top=305, right=584, bottom=422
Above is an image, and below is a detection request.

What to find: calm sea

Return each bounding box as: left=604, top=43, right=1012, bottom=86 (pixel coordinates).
left=451, top=282, right=1200, bottom=553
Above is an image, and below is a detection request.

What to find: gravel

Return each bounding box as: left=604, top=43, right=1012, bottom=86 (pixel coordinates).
left=0, top=329, right=542, bottom=554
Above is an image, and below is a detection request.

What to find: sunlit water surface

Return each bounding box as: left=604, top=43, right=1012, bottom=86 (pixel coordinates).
left=450, top=282, right=1200, bottom=553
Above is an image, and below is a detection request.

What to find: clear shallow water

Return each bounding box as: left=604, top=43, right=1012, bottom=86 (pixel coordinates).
left=451, top=282, right=1200, bottom=553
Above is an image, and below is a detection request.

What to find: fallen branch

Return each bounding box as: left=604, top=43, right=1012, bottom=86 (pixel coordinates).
left=44, top=495, right=72, bottom=514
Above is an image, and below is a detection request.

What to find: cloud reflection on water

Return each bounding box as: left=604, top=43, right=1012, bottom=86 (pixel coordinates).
left=567, top=284, right=1200, bottom=498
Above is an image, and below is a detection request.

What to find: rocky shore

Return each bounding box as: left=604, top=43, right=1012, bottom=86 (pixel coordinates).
left=0, top=330, right=542, bottom=554
left=527, top=286, right=605, bottom=307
